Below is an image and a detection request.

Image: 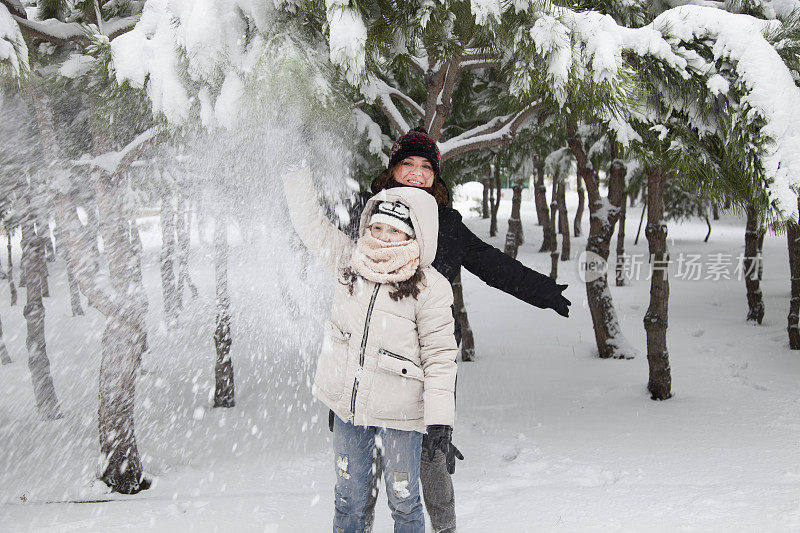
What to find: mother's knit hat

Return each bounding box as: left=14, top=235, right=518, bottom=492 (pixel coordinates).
left=388, top=126, right=441, bottom=179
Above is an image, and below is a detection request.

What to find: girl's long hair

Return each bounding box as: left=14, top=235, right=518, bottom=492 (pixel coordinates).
left=339, top=267, right=425, bottom=301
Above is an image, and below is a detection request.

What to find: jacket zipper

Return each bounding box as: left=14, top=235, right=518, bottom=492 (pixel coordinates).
left=378, top=348, right=419, bottom=367
left=350, top=283, right=381, bottom=417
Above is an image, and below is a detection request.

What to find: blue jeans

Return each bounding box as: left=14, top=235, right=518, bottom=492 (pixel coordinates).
left=332, top=415, right=424, bottom=533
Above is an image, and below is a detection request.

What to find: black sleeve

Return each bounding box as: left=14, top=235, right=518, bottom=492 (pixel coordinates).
left=458, top=216, right=561, bottom=309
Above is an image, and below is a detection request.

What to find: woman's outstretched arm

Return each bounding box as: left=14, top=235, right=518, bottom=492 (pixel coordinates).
left=281, top=165, right=352, bottom=275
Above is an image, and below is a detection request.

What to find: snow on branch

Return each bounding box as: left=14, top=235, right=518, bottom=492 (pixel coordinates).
left=73, top=127, right=162, bottom=175
left=439, top=102, right=545, bottom=161
left=9, top=12, right=139, bottom=46
left=363, top=77, right=416, bottom=134
left=0, top=4, right=27, bottom=77
left=653, top=5, right=800, bottom=218
left=326, top=2, right=367, bottom=85
left=459, top=50, right=501, bottom=71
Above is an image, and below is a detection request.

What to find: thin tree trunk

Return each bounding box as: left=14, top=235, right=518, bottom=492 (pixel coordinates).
left=213, top=218, right=235, bottom=408
left=704, top=215, right=712, bottom=242
left=635, top=197, right=647, bottom=246
left=44, top=228, right=55, bottom=263
left=36, top=229, right=49, bottom=298
left=21, top=209, right=62, bottom=419
left=481, top=175, right=490, bottom=219
left=452, top=271, right=475, bottom=362
left=573, top=172, right=586, bottom=237
left=7, top=233, right=17, bottom=306
left=0, top=315, right=10, bottom=365
left=787, top=201, right=800, bottom=349
left=744, top=205, right=765, bottom=324
left=539, top=170, right=555, bottom=253
left=615, top=189, right=627, bottom=287
left=160, top=194, right=179, bottom=327
left=504, top=177, right=525, bottom=258
left=566, top=122, right=634, bottom=360
left=176, top=195, right=198, bottom=307
left=712, top=204, right=720, bottom=220
left=489, top=165, right=501, bottom=237
left=643, top=166, right=672, bottom=400
left=549, top=178, right=559, bottom=280
left=534, top=159, right=548, bottom=227
left=557, top=179, right=570, bottom=261
left=55, top=222, right=84, bottom=316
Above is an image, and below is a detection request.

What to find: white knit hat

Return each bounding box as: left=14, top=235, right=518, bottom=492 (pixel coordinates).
left=369, top=200, right=415, bottom=237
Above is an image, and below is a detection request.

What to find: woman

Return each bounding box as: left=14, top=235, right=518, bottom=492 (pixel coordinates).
left=342, top=127, right=572, bottom=533
left=281, top=163, right=458, bottom=532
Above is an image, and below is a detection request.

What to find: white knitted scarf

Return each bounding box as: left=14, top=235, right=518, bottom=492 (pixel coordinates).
left=350, top=233, right=421, bottom=283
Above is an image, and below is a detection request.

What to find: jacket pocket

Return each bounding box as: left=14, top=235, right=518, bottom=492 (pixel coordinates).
left=366, top=349, right=424, bottom=420
left=313, top=322, right=351, bottom=400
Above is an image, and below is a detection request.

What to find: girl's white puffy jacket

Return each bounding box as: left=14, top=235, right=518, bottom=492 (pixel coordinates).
left=282, top=167, right=457, bottom=433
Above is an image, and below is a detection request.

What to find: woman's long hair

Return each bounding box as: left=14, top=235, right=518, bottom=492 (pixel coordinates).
left=339, top=266, right=425, bottom=301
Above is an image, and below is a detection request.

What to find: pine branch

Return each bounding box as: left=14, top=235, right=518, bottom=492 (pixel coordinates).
left=10, top=13, right=138, bottom=45
left=73, top=127, right=162, bottom=176
left=439, top=102, right=545, bottom=161
left=0, top=0, right=25, bottom=18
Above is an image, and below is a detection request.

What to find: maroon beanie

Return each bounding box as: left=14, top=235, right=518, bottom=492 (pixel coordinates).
left=388, top=126, right=441, bottom=179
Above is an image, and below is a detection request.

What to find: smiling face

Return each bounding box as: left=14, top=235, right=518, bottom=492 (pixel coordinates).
left=369, top=222, right=411, bottom=243
left=392, top=156, right=435, bottom=188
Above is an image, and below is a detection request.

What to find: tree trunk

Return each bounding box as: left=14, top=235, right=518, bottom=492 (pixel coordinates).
left=504, top=177, right=525, bottom=258
left=213, top=218, right=235, bottom=408
left=21, top=209, right=63, bottom=419
left=55, top=223, right=84, bottom=316
left=452, top=271, right=475, bottom=362
left=566, top=122, right=634, bottom=360
left=539, top=170, right=555, bottom=253
left=489, top=165, right=501, bottom=237
left=44, top=228, right=56, bottom=263
left=91, top=127, right=150, bottom=495
left=573, top=172, right=586, bottom=237
left=533, top=159, right=549, bottom=227
left=0, top=315, right=10, bottom=365
left=643, top=166, right=672, bottom=400
left=28, top=80, right=148, bottom=492
left=615, top=189, right=627, bottom=287
left=549, top=180, right=559, bottom=280
left=481, top=176, right=490, bottom=219
left=36, top=229, right=50, bottom=298
left=744, top=205, right=765, bottom=324
left=160, top=194, right=179, bottom=327
left=176, top=194, right=198, bottom=308
left=557, top=179, right=570, bottom=261
left=712, top=204, right=720, bottom=220
left=787, top=203, right=800, bottom=349
left=704, top=215, right=712, bottom=242
left=7, top=233, right=17, bottom=306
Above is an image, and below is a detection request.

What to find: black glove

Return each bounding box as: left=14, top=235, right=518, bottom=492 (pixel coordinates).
left=549, top=283, right=571, bottom=317
left=424, top=425, right=464, bottom=474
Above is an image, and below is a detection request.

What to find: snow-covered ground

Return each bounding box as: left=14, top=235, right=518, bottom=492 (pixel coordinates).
left=1, top=188, right=799, bottom=532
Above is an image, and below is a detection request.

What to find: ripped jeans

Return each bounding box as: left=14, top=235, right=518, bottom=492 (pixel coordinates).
left=332, top=415, right=424, bottom=533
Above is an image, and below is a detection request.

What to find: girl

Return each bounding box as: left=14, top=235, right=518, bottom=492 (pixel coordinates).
left=281, top=163, right=458, bottom=533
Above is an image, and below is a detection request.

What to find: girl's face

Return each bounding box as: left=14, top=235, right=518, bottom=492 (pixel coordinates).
left=369, top=222, right=410, bottom=243
left=393, top=156, right=435, bottom=188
